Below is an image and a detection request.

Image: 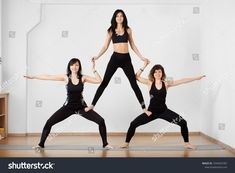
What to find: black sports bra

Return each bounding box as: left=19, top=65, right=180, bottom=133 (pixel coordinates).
left=112, top=30, right=128, bottom=43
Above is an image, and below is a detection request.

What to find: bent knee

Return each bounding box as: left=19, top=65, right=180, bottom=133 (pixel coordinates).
left=98, top=118, right=105, bottom=126
left=179, top=119, right=187, bottom=127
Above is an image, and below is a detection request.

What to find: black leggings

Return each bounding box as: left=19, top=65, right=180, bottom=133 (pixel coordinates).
left=125, top=109, right=189, bottom=143
left=38, top=106, right=108, bottom=148
left=92, top=52, right=146, bottom=109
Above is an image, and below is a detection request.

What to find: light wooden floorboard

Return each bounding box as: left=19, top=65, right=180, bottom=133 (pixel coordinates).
left=0, top=134, right=234, bottom=157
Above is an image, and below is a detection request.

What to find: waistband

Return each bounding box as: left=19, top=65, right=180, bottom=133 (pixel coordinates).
left=113, top=52, right=130, bottom=56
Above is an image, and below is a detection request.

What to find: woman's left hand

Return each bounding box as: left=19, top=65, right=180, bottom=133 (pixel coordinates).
left=142, top=57, right=150, bottom=63
left=197, top=75, right=206, bottom=80
left=143, top=59, right=150, bottom=67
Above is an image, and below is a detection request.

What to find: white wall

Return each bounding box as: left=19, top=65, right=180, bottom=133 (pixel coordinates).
left=0, top=0, right=2, bottom=90
left=3, top=0, right=201, bottom=135
left=199, top=0, right=235, bottom=148
left=2, top=0, right=41, bottom=133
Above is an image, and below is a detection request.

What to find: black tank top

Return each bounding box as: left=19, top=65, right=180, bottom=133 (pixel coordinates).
left=148, top=81, right=167, bottom=113
left=112, top=30, right=128, bottom=43
left=64, top=77, right=87, bottom=110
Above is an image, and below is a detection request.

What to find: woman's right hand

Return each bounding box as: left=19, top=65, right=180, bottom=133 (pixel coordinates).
left=142, top=57, right=150, bottom=63
left=144, top=109, right=152, bottom=116
left=143, top=59, right=150, bottom=68
left=24, top=75, right=34, bottom=79
left=84, top=105, right=94, bottom=112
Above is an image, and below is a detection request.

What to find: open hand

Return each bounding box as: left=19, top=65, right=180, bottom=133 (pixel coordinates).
left=197, top=75, right=206, bottom=80
left=143, top=59, right=150, bottom=68
left=24, top=75, right=34, bottom=79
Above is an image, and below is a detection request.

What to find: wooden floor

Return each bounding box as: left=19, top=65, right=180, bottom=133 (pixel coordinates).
left=0, top=134, right=234, bottom=157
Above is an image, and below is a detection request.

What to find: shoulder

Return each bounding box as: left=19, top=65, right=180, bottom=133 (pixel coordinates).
left=163, top=81, right=169, bottom=89
left=64, top=75, right=69, bottom=85
left=81, top=75, right=87, bottom=83
left=107, top=30, right=113, bottom=37
left=162, top=80, right=166, bottom=85
left=145, top=79, right=153, bottom=87
left=147, top=81, right=153, bottom=89
left=62, top=74, right=68, bottom=80
left=127, top=27, right=132, bottom=34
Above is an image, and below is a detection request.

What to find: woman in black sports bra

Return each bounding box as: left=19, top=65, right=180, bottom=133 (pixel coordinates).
left=24, top=58, right=113, bottom=150
left=86, top=9, right=150, bottom=114
left=121, top=61, right=205, bottom=149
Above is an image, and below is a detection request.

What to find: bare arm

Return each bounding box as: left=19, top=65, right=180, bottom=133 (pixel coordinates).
left=83, top=60, right=102, bottom=84
left=24, top=74, right=67, bottom=81
left=92, top=32, right=112, bottom=61
left=167, top=75, right=206, bottom=88
left=127, top=28, right=149, bottom=62
left=136, top=60, right=151, bottom=86
left=136, top=60, right=153, bottom=116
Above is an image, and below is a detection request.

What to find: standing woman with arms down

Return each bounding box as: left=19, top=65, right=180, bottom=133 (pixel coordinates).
left=25, top=58, right=113, bottom=150
left=121, top=61, right=206, bottom=149
left=86, top=9, right=150, bottom=114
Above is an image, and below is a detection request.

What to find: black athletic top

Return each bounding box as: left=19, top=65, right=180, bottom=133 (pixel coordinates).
left=112, top=30, right=128, bottom=43
left=64, top=77, right=87, bottom=110
left=148, top=81, right=167, bottom=114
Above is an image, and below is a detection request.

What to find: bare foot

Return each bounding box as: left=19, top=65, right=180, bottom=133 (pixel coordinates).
left=32, top=145, right=43, bottom=152
left=184, top=143, right=195, bottom=149
left=120, top=142, right=129, bottom=148
left=104, top=144, right=113, bottom=150
left=84, top=105, right=94, bottom=112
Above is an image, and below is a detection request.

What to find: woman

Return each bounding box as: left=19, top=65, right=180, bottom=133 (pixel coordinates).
left=25, top=58, right=113, bottom=150
left=121, top=61, right=205, bottom=149
left=86, top=9, right=149, bottom=114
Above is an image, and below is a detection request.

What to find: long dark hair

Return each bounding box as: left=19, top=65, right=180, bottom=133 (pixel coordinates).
left=107, top=9, right=129, bottom=33
left=148, top=64, right=166, bottom=82
left=66, top=58, right=82, bottom=79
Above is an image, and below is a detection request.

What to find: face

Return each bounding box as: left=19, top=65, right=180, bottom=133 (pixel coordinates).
left=153, top=69, right=163, bottom=80
left=116, top=12, right=124, bottom=24
left=70, top=62, right=79, bottom=73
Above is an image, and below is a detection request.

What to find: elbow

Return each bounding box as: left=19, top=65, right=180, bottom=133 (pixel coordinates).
left=130, top=45, right=134, bottom=50
left=136, top=76, right=140, bottom=81
left=130, top=43, right=136, bottom=50
left=102, top=45, right=108, bottom=51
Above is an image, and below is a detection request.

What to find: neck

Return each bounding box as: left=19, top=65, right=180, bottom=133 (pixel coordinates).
left=155, top=79, right=162, bottom=84
left=71, top=72, right=78, bottom=78
left=117, top=24, right=123, bottom=29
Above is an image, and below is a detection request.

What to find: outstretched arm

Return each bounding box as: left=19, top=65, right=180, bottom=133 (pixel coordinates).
left=128, top=28, right=149, bottom=62
left=92, top=31, right=112, bottom=61
left=167, top=75, right=206, bottom=88
left=136, top=60, right=151, bottom=86
left=24, top=74, right=66, bottom=81
left=83, top=59, right=102, bottom=84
